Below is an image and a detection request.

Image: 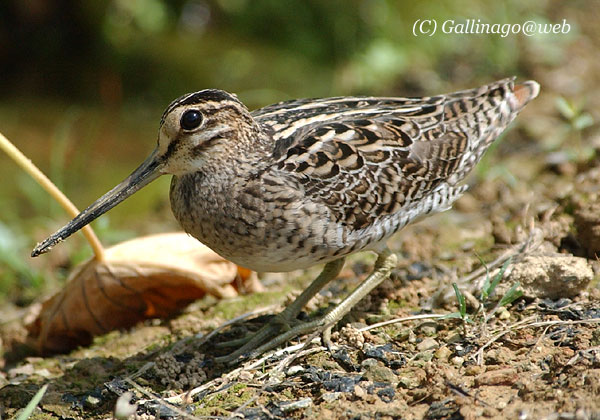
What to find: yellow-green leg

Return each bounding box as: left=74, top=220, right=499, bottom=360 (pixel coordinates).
left=215, top=248, right=398, bottom=364
left=215, top=258, right=345, bottom=363
left=238, top=248, right=397, bottom=360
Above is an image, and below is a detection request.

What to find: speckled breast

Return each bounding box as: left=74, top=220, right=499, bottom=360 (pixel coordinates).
left=168, top=172, right=358, bottom=272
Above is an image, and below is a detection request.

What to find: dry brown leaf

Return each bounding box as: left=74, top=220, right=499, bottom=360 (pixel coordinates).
left=26, top=232, right=262, bottom=354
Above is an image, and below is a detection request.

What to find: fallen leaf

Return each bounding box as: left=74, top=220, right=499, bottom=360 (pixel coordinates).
left=26, top=232, right=262, bottom=354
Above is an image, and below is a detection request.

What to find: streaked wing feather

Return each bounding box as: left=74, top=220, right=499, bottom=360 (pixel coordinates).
left=255, top=78, right=528, bottom=231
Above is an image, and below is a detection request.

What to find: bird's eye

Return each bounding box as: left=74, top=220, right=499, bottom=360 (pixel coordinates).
left=180, top=110, right=203, bottom=130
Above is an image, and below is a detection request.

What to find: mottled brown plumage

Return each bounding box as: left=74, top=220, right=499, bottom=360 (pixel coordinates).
left=166, top=78, right=538, bottom=272
left=33, top=78, right=539, bottom=362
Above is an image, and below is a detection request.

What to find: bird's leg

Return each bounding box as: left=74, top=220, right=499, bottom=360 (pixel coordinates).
left=239, top=248, right=397, bottom=360
left=216, top=248, right=398, bottom=365
left=277, top=257, right=346, bottom=323
left=214, top=258, right=345, bottom=363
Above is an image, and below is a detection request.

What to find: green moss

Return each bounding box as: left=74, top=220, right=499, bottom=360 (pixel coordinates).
left=27, top=413, right=54, bottom=420
left=209, top=288, right=294, bottom=320
left=305, top=352, right=332, bottom=368
left=387, top=299, right=410, bottom=312
left=193, top=383, right=254, bottom=416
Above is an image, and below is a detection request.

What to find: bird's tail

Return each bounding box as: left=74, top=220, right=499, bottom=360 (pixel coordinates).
left=509, top=80, right=540, bottom=112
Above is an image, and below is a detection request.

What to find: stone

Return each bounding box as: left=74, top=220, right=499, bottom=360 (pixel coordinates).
left=363, top=362, right=399, bottom=386
left=505, top=255, right=592, bottom=299
left=321, top=392, right=342, bottom=403
left=279, top=397, right=313, bottom=413
left=475, top=367, right=518, bottom=386
left=434, top=346, right=452, bottom=361
left=417, top=337, right=439, bottom=352
left=451, top=356, right=464, bottom=366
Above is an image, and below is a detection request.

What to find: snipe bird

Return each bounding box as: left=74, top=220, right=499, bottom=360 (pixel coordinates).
left=33, top=78, right=539, bottom=362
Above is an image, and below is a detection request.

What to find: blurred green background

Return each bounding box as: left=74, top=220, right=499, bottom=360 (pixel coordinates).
left=0, top=0, right=597, bottom=305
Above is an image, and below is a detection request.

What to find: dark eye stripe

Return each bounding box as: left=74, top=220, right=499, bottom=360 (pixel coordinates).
left=165, top=137, right=181, bottom=159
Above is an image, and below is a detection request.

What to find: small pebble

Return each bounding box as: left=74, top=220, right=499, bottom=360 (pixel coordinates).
left=475, top=367, right=518, bottom=386
left=497, top=306, right=511, bottom=320
left=354, top=384, right=367, bottom=399
left=451, top=356, right=465, bottom=366
left=8, top=364, right=34, bottom=378
left=114, top=392, right=137, bottom=420
left=420, top=324, right=437, bottom=336
left=238, top=370, right=253, bottom=381
left=279, top=397, right=313, bottom=413
left=321, top=392, right=342, bottom=403
left=83, top=395, right=102, bottom=410
left=398, top=372, right=422, bottom=389
left=287, top=365, right=304, bottom=376
left=361, top=358, right=379, bottom=369
left=417, top=337, right=438, bottom=351
left=363, top=363, right=399, bottom=385
left=394, top=329, right=411, bottom=342
left=415, top=351, right=434, bottom=362
left=434, top=346, right=452, bottom=361
left=465, top=365, right=483, bottom=376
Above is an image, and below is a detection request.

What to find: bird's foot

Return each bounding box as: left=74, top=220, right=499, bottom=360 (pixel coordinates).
left=214, top=312, right=297, bottom=350
left=213, top=312, right=331, bottom=365
left=213, top=312, right=306, bottom=364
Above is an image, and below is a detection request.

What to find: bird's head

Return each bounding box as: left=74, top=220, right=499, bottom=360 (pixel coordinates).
left=32, top=89, right=252, bottom=256
left=157, top=89, right=255, bottom=175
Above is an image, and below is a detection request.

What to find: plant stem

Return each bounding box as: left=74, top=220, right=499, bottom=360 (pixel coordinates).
left=0, top=131, right=104, bottom=261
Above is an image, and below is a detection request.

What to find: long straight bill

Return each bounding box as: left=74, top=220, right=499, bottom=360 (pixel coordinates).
left=32, top=151, right=163, bottom=257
